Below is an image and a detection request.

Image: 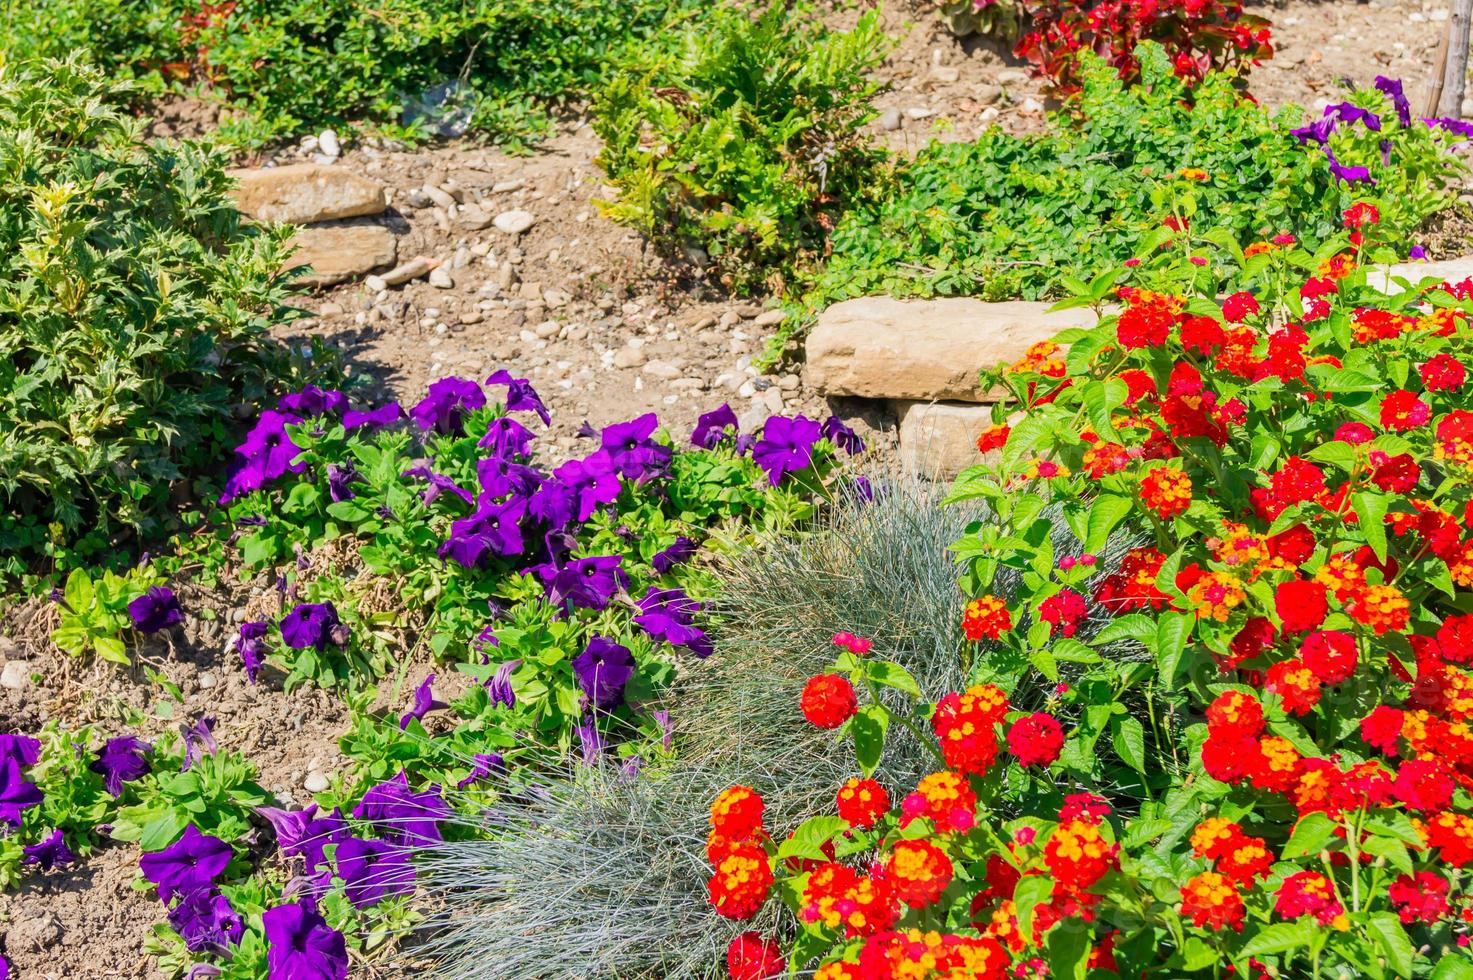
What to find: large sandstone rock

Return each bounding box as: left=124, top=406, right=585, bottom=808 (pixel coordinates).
left=807, top=297, right=1098, bottom=402
left=1370, top=255, right=1473, bottom=293
left=288, top=221, right=396, bottom=287
left=228, top=164, right=387, bottom=225
left=895, top=400, right=999, bottom=481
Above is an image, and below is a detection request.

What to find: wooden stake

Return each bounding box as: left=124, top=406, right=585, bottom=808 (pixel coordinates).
left=1435, top=0, right=1473, bottom=118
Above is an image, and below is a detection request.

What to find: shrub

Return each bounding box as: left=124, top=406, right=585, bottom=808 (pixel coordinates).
left=0, top=58, right=303, bottom=573
left=593, top=3, right=889, bottom=294
left=12, top=0, right=702, bottom=147
left=780, top=46, right=1466, bottom=364
left=703, top=212, right=1473, bottom=976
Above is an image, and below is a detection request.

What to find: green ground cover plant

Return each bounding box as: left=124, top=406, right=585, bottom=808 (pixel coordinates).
left=0, top=58, right=306, bottom=576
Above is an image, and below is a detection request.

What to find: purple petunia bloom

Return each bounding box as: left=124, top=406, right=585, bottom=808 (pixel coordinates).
left=575, top=715, right=607, bottom=766
left=280, top=603, right=344, bottom=652
left=169, top=890, right=244, bottom=953
left=475, top=457, right=541, bottom=502
left=571, top=636, right=636, bottom=710
left=533, top=555, right=628, bottom=612
left=353, top=772, right=451, bottom=848
left=0, top=735, right=40, bottom=769
left=140, top=825, right=233, bottom=903
left=410, top=378, right=486, bottom=436
left=180, top=717, right=217, bottom=773
left=651, top=536, right=698, bottom=574
left=600, top=413, right=672, bottom=480
left=1325, top=101, right=1381, bottom=132
left=325, top=463, right=359, bottom=503
left=278, top=385, right=346, bottom=417
left=0, top=758, right=42, bottom=827
left=552, top=451, right=622, bottom=522
left=344, top=402, right=405, bottom=432
left=478, top=415, right=537, bottom=459
left=399, top=674, right=448, bottom=731
left=91, top=736, right=151, bottom=797
left=219, top=410, right=306, bottom=504
left=128, top=586, right=183, bottom=634
left=485, top=370, right=551, bottom=425
left=653, top=709, right=674, bottom=752
left=291, top=808, right=352, bottom=875
left=235, top=621, right=269, bottom=684
left=752, top=415, right=822, bottom=485
left=335, top=837, right=416, bottom=908
left=485, top=659, right=520, bottom=708
left=691, top=403, right=739, bottom=449
left=456, top=753, right=507, bottom=788
left=401, top=464, right=475, bottom=507
left=527, top=476, right=577, bottom=529
left=1375, top=75, right=1412, bottom=127
left=821, top=416, right=865, bottom=455
left=1289, top=115, right=1336, bottom=146
left=263, top=900, right=349, bottom=980
left=635, top=587, right=713, bottom=658
left=21, top=829, right=75, bottom=871
left=1410, top=245, right=1428, bottom=261
left=258, top=804, right=321, bottom=856
left=1324, top=147, right=1374, bottom=185
left=438, top=496, right=528, bottom=568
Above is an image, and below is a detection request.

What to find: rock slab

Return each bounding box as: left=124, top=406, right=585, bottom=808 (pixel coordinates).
left=228, top=164, right=388, bottom=225
left=807, top=297, right=1098, bottom=402
left=288, top=222, right=396, bottom=287
left=895, top=400, right=998, bottom=480
left=1371, top=255, right=1473, bottom=293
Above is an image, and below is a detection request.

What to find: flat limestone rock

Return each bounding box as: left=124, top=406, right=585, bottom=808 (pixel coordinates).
left=807, top=297, right=1098, bottom=402
left=1370, top=255, right=1473, bottom=293
left=895, top=400, right=1000, bottom=481
left=288, top=221, right=396, bottom=287
left=228, top=164, right=388, bottom=225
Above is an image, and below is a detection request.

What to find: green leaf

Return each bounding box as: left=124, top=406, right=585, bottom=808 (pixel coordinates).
left=1013, top=873, right=1054, bottom=941
left=1282, top=811, right=1338, bottom=859
left=775, top=815, right=850, bottom=862
left=1154, top=612, right=1193, bottom=687
left=63, top=568, right=94, bottom=613
left=1367, top=911, right=1415, bottom=977
left=1240, top=920, right=1314, bottom=958
left=1433, top=957, right=1473, bottom=979
left=865, top=661, right=921, bottom=699
left=1084, top=494, right=1133, bottom=553
left=94, top=635, right=130, bottom=665
left=1111, top=716, right=1146, bottom=774
left=1030, top=647, right=1059, bottom=681
left=1044, top=917, right=1090, bottom=979
left=850, top=704, right=888, bottom=777
left=1352, top=492, right=1390, bottom=563
left=1092, top=614, right=1156, bottom=646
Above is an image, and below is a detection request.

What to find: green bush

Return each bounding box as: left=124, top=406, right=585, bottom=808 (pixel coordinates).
left=593, top=3, right=889, bottom=294
left=10, top=0, right=705, bottom=148
left=0, top=58, right=303, bottom=571
left=803, top=45, right=1463, bottom=312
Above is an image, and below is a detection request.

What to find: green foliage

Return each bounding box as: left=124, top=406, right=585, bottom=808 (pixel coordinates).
left=0, top=58, right=304, bottom=572
left=8, top=0, right=705, bottom=148
left=593, top=3, right=889, bottom=293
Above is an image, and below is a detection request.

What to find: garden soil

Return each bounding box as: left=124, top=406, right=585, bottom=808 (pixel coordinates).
left=0, top=0, right=1463, bottom=976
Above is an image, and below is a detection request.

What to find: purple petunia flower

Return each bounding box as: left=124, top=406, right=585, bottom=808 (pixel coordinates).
left=334, top=837, right=417, bottom=908
left=438, top=496, right=527, bottom=568
left=575, top=715, right=607, bottom=766
left=485, top=659, right=520, bottom=708
left=456, top=753, right=507, bottom=788
left=475, top=457, right=541, bottom=502
left=571, top=637, right=636, bottom=710
left=0, top=735, right=40, bottom=769
left=1324, top=147, right=1374, bottom=185
left=1375, top=75, right=1412, bottom=127
left=168, top=890, right=244, bottom=954
left=478, top=415, right=537, bottom=459
left=653, top=709, right=674, bottom=752
left=280, top=603, right=344, bottom=652
left=399, top=674, right=448, bottom=731
left=21, top=829, right=75, bottom=871
left=219, top=410, right=306, bottom=504
left=485, top=370, right=551, bottom=425
left=90, top=736, right=151, bottom=797
left=635, top=587, right=713, bottom=658
left=278, top=385, right=346, bottom=417
left=532, top=555, right=628, bottom=612
left=691, top=404, right=739, bottom=449
left=1289, top=115, right=1336, bottom=146
left=344, top=402, right=405, bottom=432
left=410, top=378, right=486, bottom=436
left=180, top=717, right=217, bottom=773
left=353, top=772, right=451, bottom=848
left=1324, top=101, right=1381, bottom=132
left=291, top=808, right=352, bottom=875
left=235, top=622, right=269, bottom=684
left=527, top=476, right=577, bottom=529
left=0, top=758, right=42, bottom=827
left=651, top=536, right=698, bottom=574
left=552, top=451, right=622, bottom=522
left=128, top=586, right=183, bottom=634
left=401, top=464, right=475, bottom=507
left=1410, top=245, right=1428, bottom=261
left=258, top=804, right=321, bottom=855
left=263, top=901, right=349, bottom=980
left=600, top=413, right=672, bottom=480
left=140, top=825, right=233, bottom=903
left=752, top=415, right=822, bottom=485
left=821, top=416, right=865, bottom=455
left=325, top=463, right=358, bottom=503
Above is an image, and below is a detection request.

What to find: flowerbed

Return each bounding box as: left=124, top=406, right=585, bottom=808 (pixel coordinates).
left=703, top=215, right=1473, bottom=976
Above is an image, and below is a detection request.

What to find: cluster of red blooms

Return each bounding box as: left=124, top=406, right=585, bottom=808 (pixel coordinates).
left=1011, top=0, right=1272, bottom=92
left=706, top=786, right=773, bottom=920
